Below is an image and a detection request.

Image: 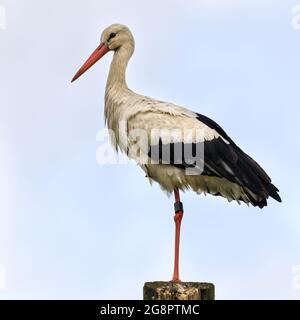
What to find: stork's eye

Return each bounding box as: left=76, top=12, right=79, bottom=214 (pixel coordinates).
left=108, top=32, right=117, bottom=41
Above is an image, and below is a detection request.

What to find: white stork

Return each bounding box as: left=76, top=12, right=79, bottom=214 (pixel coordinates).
left=72, top=24, right=281, bottom=282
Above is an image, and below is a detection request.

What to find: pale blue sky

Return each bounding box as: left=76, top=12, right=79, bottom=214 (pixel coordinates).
left=0, top=0, right=300, bottom=299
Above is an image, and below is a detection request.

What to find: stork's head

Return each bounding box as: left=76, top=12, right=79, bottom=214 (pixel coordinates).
left=101, top=24, right=134, bottom=51
left=71, top=24, right=134, bottom=83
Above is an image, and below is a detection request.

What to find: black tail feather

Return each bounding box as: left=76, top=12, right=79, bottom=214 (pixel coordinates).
left=267, top=183, right=282, bottom=203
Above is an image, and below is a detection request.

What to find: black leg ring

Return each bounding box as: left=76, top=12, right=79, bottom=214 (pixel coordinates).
left=174, top=201, right=184, bottom=213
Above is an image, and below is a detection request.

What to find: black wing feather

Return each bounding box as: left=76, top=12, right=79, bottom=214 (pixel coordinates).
left=148, top=113, right=281, bottom=208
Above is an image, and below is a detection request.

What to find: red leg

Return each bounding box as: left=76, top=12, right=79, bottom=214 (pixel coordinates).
left=171, top=187, right=184, bottom=282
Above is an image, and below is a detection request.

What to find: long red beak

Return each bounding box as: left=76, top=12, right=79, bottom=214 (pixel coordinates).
left=71, top=43, right=110, bottom=83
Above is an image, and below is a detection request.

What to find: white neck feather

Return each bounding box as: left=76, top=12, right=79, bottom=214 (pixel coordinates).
left=105, top=45, right=133, bottom=92
left=104, top=45, right=134, bottom=131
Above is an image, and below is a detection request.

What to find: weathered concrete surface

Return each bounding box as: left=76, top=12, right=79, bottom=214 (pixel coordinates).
left=143, top=282, right=215, bottom=300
